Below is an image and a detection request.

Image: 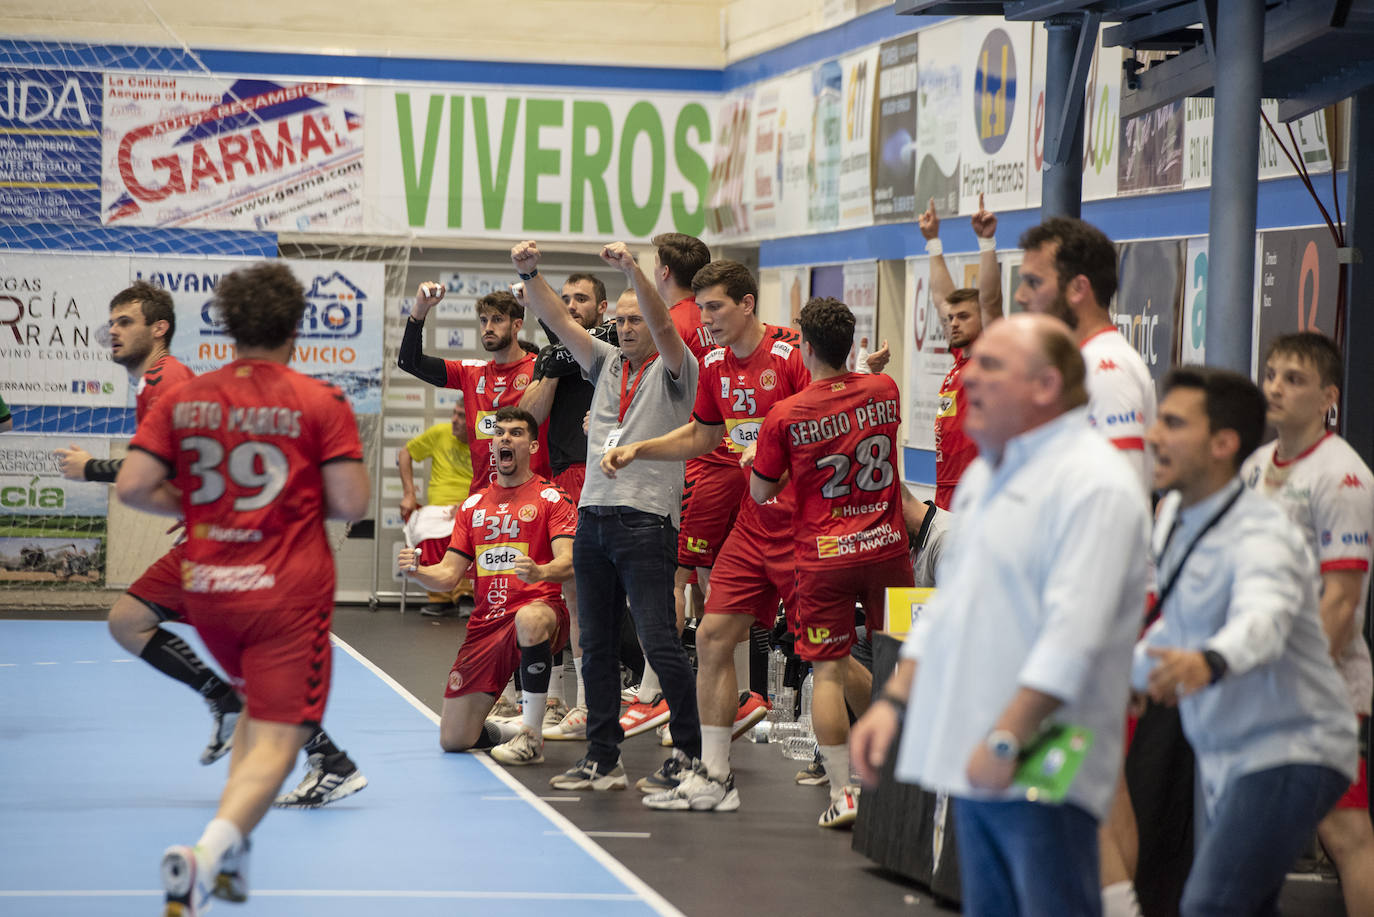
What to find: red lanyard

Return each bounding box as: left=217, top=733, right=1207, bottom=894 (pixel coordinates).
left=618, top=355, right=658, bottom=423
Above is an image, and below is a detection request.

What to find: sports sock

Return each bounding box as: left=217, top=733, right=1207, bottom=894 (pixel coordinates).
left=573, top=654, right=586, bottom=708
left=820, top=744, right=849, bottom=802
left=303, top=729, right=341, bottom=759
left=748, top=625, right=770, bottom=696
left=140, top=628, right=240, bottom=711
left=701, top=725, right=732, bottom=780
left=472, top=720, right=502, bottom=750
left=1102, top=881, right=1143, bottom=917
left=638, top=661, right=661, bottom=702
left=547, top=650, right=565, bottom=704
left=519, top=640, right=553, bottom=735
left=195, top=818, right=243, bottom=877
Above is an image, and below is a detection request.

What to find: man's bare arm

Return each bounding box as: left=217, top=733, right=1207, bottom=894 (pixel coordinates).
left=511, top=241, right=597, bottom=368
left=600, top=241, right=688, bottom=377
left=519, top=377, right=559, bottom=424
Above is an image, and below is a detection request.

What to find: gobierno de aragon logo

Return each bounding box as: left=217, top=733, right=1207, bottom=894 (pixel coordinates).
left=198, top=270, right=367, bottom=340
left=974, top=28, right=1018, bottom=155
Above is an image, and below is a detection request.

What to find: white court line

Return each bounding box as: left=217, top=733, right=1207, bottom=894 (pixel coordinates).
left=33, top=661, right=57, bottom=665
left=0, top=890, right=639, bottom=900
left=330, top=633, right=685, bottom=917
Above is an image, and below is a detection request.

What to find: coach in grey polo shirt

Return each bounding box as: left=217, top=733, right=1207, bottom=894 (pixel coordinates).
left=510, top=239, right=700, bottom=790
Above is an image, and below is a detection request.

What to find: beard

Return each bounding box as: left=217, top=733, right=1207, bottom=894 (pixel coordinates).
left=1046, top=291, right=1078, bottom=330
left=111, top=341, right=149, bottom=367
left=482, top=331, right=513, bottom=353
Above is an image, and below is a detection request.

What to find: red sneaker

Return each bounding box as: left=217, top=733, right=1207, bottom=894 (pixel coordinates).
left=619, top=695, right=670, bottom=737
left=731, top=691, right=771, bottom=740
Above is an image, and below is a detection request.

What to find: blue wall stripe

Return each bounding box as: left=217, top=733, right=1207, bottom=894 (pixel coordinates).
left=0, top=223, right=278, bottom=257
left=0, top=39, right=723, bottom=92
left=759, top=171, right=1349, bottom=267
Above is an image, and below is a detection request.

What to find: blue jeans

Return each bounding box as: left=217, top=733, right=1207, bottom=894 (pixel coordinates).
left=574, top=507, right=700, bottom=767
left=953, top=798, right=1100, bottom=917
left=1181, top=763, right=1350, bottom=916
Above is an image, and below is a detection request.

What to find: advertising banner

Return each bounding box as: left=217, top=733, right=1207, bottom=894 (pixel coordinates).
left=102, top=76, right=364, bottom=230
left=1182, top=237, right=1208, bottom=365
left=776, top=72, right=815, bottom=236
left=837, top=46, right=879, bottom=229
left=1184, top=100, right=1332, bottom=190
left=1254, top=226, right=1339, bottom=376
left=0, top=252, right=131, bottom=409
left=842, top=260, right=879, bottom=370
left=960, top=20, right=1032, bottom=214
left=132, top=257, right=386, bottom=413
left=808, top=61, right=844, bottom=232
left=1081, top=34, right=1122, bottom=202
left=0, top=435, right=109, bottom=585
left=914, top=20, right=962, bottom=218
left=872, top=34, right=920, bottom=224
left=750, top=80, right=781, bottom=236
left=1, top=68, right=102, bottom=224
left=777, top=266, right=811, bottom=328
left=1114, top=240, right=1183, bottom=391
left=366, top=83, right=715, bottom=242
left=903, top=256, right=951, bottom=451
left=1119, top=100, right=1184, bottom=195
left=704, top=91, right=752, bottom=238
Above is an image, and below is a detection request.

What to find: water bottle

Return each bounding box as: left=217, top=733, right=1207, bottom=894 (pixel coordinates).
left=798, top=671, right=815, bottom=731
left=767, top=647, right=785, bottom=707
left=770, top=721, right=808, bottom=742
left=782, top=735, right=818, bottom=761
left=768, top=686, right=796, bottom=724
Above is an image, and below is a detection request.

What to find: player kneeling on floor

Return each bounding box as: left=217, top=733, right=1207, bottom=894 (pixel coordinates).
left=398, top=406, right=577, bottom=767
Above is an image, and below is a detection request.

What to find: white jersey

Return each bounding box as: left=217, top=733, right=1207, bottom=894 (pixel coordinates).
left=1242, top=433, right=1374, bottom=714
left=1081, top=328, right=1157, bottom=498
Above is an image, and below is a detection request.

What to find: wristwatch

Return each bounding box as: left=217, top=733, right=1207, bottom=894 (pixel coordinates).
left=986, top=729, right=1021, bottom=762
left=1202, top=649, right=1228, bottom=684
left=518, top=268, right=539, bottom=281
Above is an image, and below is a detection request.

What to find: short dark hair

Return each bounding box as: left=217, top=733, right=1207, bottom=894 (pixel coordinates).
left=214, top=262, right=305, bottom=349
left=944, top=288, right=979, bottom=308
left=564, top=272, right=607, bottom=306
left=798, top=297, right=854, bottom=371
left=1032, top=321, right=1089, bottom=411
left=691, top=259, right=758, bottom=305
left=652, top=233, right=711, bottom=289
left=1163, top=366, right=1267, bottom=471
left=110, top=281, right=176, bottom=344
left=1019, top=217, right=1118, bottom=309
left=1266, top=332, right=1342, bottom=389
left=493, top=405, right=539, bottom=438
left=477, top=290, right=524, bottom=322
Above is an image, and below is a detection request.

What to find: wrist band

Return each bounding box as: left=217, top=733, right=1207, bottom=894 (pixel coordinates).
left=518, top=268, right=539, bottom=281
left=978, top=236, right=997, bottom=253
left=924, top=238, right=944, bottom=257
left=880, top=692, right=908, bottom=715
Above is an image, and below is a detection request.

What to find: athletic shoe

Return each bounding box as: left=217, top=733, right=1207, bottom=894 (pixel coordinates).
left=420, top=602, right=460, bottom=617
left=636, top=749, right=692, bottom=793
left=211, top=837, right=250, bottom=903
left=620, top=694, right=670, bottom=737
left=544, top=704, right=587, bottom=741
left=274, top=752, right=369, bottom=808
left=795, top=755, right=829, bottom=786
left=819, top=785, right=859, bottom=829
left=489, top=696, right=521, bottom=720
left=490, top=726, right=544, bottom=765
left=549, top=756, right=628, bottom=791
left=731, top=691, right=771, bottom=740
left=199, top=708, right=238, bottom=765
left=621, top=685, right=641, bottom=707
left=541, top=699, right=571, bottom=731
left=657, top=722, right=673, bottom=746
left=643, top=764, right=740, bottom=812
left=161, top=844, right=211, bottom=916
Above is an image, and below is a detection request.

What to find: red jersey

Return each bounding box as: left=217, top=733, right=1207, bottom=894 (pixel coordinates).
left=671, top=295, right=734, bottom=467
left=934, top=348, right=977, bottom=511
left=136, top=353, right=196, bottom=424
left=753, top=372, right=908, bottom=570
left=448, top=475, right=577, bottom=626
left=129, top=359, right=363, bottom=613
left=442, top=353, right=551, bottom=491
left=693, top=325, right=811, bottom=534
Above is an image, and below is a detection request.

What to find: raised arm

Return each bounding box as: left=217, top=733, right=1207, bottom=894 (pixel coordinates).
left=518, top=376, right=559, bottom=424
left=600, top=241, right=688, bottom=378
left=396, top=282, right=451, bottom=386
left=510, top=241, right=597, bottom=369
left=920, top=198, right=958, bottom=307
left=970, top=194, right=1004, bottom=327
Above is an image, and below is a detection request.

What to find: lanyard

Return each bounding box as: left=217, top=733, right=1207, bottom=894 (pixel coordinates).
left=618, top=355, right=657, bottom=423
left=1149, top=482, right=1244, bottom=625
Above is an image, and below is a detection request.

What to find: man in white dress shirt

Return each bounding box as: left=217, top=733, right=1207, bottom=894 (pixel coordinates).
left=851, top=313, right=1150, bottom=917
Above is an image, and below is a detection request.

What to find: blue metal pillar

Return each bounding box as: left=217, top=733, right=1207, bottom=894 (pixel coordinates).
left=1042, top=16, right=1087, bottom=220
left=1205, top=0, right=1265, bottom=373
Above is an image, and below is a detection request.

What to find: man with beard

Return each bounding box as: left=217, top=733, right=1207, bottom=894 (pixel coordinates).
left=398, top=287, right=551, bottom=494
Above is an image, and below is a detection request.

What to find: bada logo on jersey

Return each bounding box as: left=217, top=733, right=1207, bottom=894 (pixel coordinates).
left=725, top=418, right=761, bottom=450
left=476, top=542, right=529, bottom=576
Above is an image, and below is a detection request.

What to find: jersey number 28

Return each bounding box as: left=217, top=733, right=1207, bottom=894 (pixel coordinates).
left=815, top=434, right=894, bottom=498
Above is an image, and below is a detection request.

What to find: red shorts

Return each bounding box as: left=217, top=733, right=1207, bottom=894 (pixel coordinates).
left=793, top=553, right=914, bottom=661
left=703, top=524, right=796, bottom=630
left=194, top=603, right=333, bottom=725
left=128, top=544, right=187, bottom=622
left=554, top=464, right=587, bottom=505
left=444, top=601, right=570, bottom=699
left=1337, top=716, right=1370, bottom=809
left=677, top=458, right=746, bottom=567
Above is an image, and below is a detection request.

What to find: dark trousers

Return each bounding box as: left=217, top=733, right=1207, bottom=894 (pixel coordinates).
left=574, top=507, right=700, bottom=766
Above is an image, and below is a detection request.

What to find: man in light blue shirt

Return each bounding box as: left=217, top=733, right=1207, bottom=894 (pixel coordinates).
left=852, top=313, right=1150, bottom=916
left=1134, top=366, right=1357, bottom=915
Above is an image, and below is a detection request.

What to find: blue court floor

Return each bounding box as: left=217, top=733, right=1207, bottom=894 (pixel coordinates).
left=0, top=619, right=680, bottom=916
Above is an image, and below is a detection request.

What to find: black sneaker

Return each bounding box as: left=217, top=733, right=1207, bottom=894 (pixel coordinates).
left=420, top=602, right=459, bottom=617
left=635, top=749, right=692, bottom=793
left=274, top=752, right=368, bottom=808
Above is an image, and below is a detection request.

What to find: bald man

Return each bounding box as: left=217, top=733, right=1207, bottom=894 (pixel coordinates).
left=852, top=314, right=1151, bottom=917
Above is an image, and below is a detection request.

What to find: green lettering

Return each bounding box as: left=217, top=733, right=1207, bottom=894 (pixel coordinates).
left=570, top=101, right=614, bottom=235
left=473, top=97, right=521, bottom=231
left=394, top=93, right=445, bottom=227
left=672, top=103, right=711, bottom=236
left=0, top=486, right=21, bottom=507
left=522, top=99, right=563, bottom=232
left=618, top=102, right=665, bottom=237
left=448, top=96, right=465, bottom=228
left=38, top=487, right=64, bottom=509
left=1095, top=85, right=1115, bottom=175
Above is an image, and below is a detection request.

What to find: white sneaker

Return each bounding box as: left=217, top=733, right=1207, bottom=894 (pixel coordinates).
left=211, top=837, right=250, bottom=903
left=643, top=765, right=740, bottom=812
left=489, top=696, right=521, bottom=720
left=199, top=708, right=238, bottom=765
left=490, top=726, right=544, bottom=765
left=549, top=756, right=628, bottom=791
left=544, top=704, right=587, bottom=740
left=819, top=785, right=859, bottom=829
left=161, top=844, right=212, bottom=916
left=621, top=684, right=640, bottom=706
left=273, top=752, right=369, bottom=808
left=541, top=699, right=571, bottom=731
left=657, top=722, right=673, bottom=746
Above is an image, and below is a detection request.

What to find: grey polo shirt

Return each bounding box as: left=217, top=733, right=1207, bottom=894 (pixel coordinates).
left=579, top=337, right=698, bottom=524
